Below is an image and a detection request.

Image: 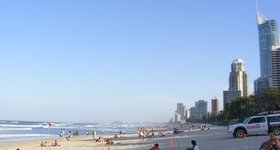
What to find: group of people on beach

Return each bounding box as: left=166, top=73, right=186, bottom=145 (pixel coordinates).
left=173, top=127, right=184, bottom=134
left=40, top=140, right=60, bottom=147
left=149, top=140, right=199, bottom=150
left=95, top=136, right=116, bottom=145
left=59, top=130, right=81, bottom=141
left=138, top=128, right=155, bottom=139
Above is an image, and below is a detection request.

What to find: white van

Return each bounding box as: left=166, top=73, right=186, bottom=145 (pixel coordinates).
left=227, top=113, right=280, bottom=138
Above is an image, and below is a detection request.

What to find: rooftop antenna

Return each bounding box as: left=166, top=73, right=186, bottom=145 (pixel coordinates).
left=256, top=0, right=267, bottom=24
left=256, top=0, right=259, bottom=12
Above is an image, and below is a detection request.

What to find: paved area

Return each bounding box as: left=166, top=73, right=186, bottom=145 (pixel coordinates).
left=144, top=126, right=271, bottom=150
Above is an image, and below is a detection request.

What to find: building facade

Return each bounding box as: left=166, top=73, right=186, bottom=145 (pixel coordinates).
left=194, top=100, right=207, bottom=119
left=176, top=103, right=185, bottom=121
left=185, top=109, right=190, bottom=119
left=229, top=59, right=248, bottom=97
left=223, top=91, right=241, bottom=107
left=254, top=5, right=280, bottom=94
left=174, top=113, right=181, bottom=123
left=254, top=77, right=271, bottom=95
left=189, top=107, right=196, bottom=118
left=257, top=11, right=280, bottom=78
left=272, top=46, right=280, bottom=88
left=223, top=59, right=248, bottom=108
left=211, top=97, right=219, bottom=116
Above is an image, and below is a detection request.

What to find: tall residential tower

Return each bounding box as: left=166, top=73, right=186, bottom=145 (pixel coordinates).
left=223, top=59, right=248, bottom=108
left=257, top=5, right=279, bottom=77
left=272, top=46, right=280, bottom=88
left=254, top=1, right=280, bottom=94
left=176, top=102, right=185, bottom=121
left=211, top=97, right=219, bottom=116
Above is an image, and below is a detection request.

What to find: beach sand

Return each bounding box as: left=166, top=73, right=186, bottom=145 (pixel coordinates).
left=0, top=126, right=187, bottom=150
left=1, top=124, right=266, bottom=150
left=0, top=132, right=168, bottom=150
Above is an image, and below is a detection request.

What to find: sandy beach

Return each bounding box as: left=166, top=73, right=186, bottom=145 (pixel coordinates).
left=0, top=125, right=195, bottom=150
left=0, top=124, right=272, bottom=150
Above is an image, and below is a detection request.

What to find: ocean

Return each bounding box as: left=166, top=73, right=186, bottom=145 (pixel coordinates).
left=0, top=120, right=159, bottom=142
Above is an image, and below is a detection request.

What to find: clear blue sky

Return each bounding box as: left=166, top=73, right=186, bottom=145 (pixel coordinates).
left=0, top=0, right=279, bottom=123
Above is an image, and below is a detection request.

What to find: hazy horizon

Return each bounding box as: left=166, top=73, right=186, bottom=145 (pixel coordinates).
left=0, top=0, right=279, bottom=122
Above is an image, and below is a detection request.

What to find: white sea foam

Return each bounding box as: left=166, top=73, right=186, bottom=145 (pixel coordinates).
left=0, top=134, right=55, bottom=138
left=0, top=127, right=32, bottom=131
left=84, top=125, right=96, bottom=128
left=42, top=126, right=75, bottom=129
left=40, top=122, right=75, bottom=129
left=52, top=123, right=73, bottom=127
left=0, top=124, right=43, bottom=128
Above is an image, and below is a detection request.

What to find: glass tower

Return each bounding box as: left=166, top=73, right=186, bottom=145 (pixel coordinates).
left=257, top=8, right=280, bottom=77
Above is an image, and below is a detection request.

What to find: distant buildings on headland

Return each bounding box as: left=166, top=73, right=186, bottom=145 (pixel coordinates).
left=172, top=98, right=218, bottom=123
left=170, top=1, right=280, bottom=123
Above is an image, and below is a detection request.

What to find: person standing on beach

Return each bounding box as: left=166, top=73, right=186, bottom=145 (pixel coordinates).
left=186, top=140, right=199, bottom=150
left=59, top=132, right=63, bottom=138
left=92, top=131, right=96, bottom=139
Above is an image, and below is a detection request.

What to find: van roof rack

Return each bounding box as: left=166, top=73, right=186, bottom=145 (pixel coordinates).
left=258, top=110, right=280, bottom=115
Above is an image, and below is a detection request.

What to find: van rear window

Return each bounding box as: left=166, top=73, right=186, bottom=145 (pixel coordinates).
left=268, top=116, right=280, bottom=122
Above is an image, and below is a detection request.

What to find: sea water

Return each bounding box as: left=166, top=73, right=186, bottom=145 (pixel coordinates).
left=0, top=120, right=157, bottom=142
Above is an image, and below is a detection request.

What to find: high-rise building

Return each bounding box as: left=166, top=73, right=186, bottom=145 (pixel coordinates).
left=185, top=109, right=190, bottom=119
left=194, top=100, right=207, bottom=118
left=189, top=107, right=196, bottom=118
left=211, top=97, right=219, bottom=116
left=257, top=6, right=280, bottom=78
left=254, top=77, right=271, bottom=95
left=174, top=113, right=181, bottom=123
left=272, top=46, right=280, bottom=88
left=223, top=91, right=241, bottom=107
left=254, top=1, right=280, bottom=94
left=229, top=59, right=248, bottom=96
left=223, top=59, right=248, bottom=108
left=176, top=103, right=185, bottom=121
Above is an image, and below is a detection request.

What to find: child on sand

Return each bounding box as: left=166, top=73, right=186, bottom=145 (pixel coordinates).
left=40, top=141, right=47, bottom=147
left=51, top=140, right=60, bottom=147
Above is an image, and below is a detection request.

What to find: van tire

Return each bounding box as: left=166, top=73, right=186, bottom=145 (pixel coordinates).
left=273, top=127, right=280, bottom=135
left=235, top=129, right=245, bottom=138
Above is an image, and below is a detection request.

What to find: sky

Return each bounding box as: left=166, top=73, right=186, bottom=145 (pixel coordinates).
left=0, top=0, right=279, bottom=123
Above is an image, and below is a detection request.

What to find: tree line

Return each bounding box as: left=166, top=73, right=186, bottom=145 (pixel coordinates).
left=187, top=88, right=280, bottom=125
left=213, top=88, right=280, bottom=124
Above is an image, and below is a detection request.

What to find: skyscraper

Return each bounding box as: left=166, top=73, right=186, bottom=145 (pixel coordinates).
left=254, top=77, right=270, bottom=95
left=211, top=97, right=219, bottom=116
left=185, top=109, right=190, bottom=119
left=189, top=107, right=196, bottom=118
left=223, top=59, right=248, bottom=108
left=257, top=6, right=280, bottom=77
left=229, top=59, right=248, bottom=97
left=176, top=103, right=185, bottom=121
left=272, top=46, right=280, bottom=88
left=254, top=1, right=280, bottom=94
left=194, top=100, right=207, bottom=118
